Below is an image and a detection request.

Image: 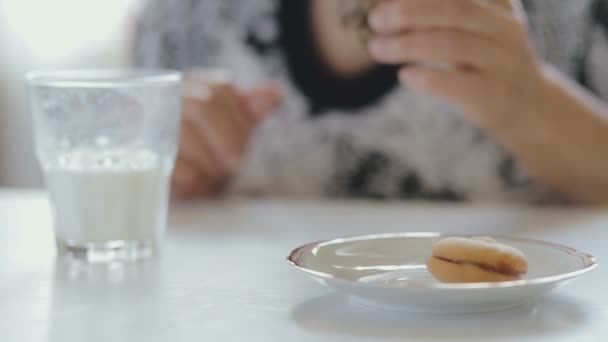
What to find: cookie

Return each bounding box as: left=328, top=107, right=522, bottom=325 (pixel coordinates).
left=339, top=0, right=383, bottom=45
left=426, top=237, right=528, bottom=283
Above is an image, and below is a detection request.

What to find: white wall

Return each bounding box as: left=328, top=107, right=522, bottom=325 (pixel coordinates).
left=0, top=0, right=142, bottom=187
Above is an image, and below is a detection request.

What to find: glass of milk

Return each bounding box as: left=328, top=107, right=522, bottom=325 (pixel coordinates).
left=27, top=70, right=182, bottom=263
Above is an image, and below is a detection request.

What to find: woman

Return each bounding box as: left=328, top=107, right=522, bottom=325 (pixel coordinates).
left=136, top=0, right=608, bottom=204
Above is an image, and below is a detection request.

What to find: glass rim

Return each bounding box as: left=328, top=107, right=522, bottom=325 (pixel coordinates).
left=25, top=69, right=182, bottom=88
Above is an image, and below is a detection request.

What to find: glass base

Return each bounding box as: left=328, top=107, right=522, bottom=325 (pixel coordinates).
left=57, top=239, right=158, bottom=263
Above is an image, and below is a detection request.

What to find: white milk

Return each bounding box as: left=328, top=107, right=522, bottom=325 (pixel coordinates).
left=44, top=149, right=170, bottom=244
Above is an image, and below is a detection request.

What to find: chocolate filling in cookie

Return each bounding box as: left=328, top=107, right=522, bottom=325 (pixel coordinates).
left=434, top=256, right=525, bottom=278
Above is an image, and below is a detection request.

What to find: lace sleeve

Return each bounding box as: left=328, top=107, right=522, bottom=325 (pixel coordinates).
left=133, top=0, right=227, bottom=69
left=133, top=0, right=180, bottom=68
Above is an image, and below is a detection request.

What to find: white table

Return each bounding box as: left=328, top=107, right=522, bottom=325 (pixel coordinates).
left=1, top=190, right=606, bottom=342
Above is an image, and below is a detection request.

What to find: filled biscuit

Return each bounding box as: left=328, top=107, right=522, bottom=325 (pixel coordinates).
left=339, top=0, right=383, bottom=44
left=427, top=237, right=528, bottom=283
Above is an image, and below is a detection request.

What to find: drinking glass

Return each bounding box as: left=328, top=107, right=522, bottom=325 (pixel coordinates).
left=27, top=70, right=182, bottom=263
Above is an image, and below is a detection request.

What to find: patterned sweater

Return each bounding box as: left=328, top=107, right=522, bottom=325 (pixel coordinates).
left=135, top=0, right=608, bottom=202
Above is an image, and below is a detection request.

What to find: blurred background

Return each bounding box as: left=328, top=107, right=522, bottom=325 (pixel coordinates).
left=0, top=0, right=144, bottom=187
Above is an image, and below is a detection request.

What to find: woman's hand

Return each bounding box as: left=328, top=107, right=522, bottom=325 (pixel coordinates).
left=368, top=0, right=542, bottom=129
left=172, top=74, right=281, bottom=199
left=367, top=0, right=608, bottom=204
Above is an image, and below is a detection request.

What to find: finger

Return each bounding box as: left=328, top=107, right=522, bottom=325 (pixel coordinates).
left=485, top=0, right=516, bottom=11
left=183, top=77, right=231, bottom=102
left=242, top=82, right=282, bottom=121
left=369, top=30, right=507, bottom=70
left=171, top=160, right=218, bottom=199
left=398, top=65, right=490, bottom=117
left=477, top=0, right=526, bottom=22
left=172, top=160, right=198, bottom=192
left=398, top=65, right=528, bottom=132
left=186, top=97, right=245, bottom=174
left=204, top=105, right=251, bottom=170
left=177, top=120, right=219, bottom=175
left=183, top=80, right=212, bottom=101
left=184, top=80, right=253, bottom=145
left=171, top=161, right=203, bottom=198
left=211, top=83, right=255, bottom=133
left=184, top=69, right=232, bottom=87
left=204, top=82, right=279, bottom=160
left=369, top=0, right=517, bottom=39
left=483, top=0, right=526, bottom=20
left=184, top=80, right=241, bottom=118
left=205, top=87, right=254, bottom=155
left=182, top=98, right=234, bottom=175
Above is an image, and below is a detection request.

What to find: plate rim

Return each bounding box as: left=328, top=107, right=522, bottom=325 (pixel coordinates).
left=287, top=232, right=598, bottom=290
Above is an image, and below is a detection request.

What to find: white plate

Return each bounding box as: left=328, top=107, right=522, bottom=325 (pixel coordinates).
left=287, top=233, right=597, bottom=313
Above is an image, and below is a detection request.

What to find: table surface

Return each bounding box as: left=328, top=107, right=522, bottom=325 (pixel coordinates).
left=0, top=190, right=606, bottom=342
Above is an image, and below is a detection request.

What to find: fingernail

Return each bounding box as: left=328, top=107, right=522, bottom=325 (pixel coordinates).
left=369, top=5, right=398, bottom=31
left=246, top=95, right=275, bottom=120
left=368, top=10, right=384, bottom=30
left=248, top=97, right=268, bottom=115
left=368, top=39, right=392, bottom=59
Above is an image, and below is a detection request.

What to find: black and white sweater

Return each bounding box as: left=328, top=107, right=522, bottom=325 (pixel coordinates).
left=135, top=0, right=608, bottom=202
